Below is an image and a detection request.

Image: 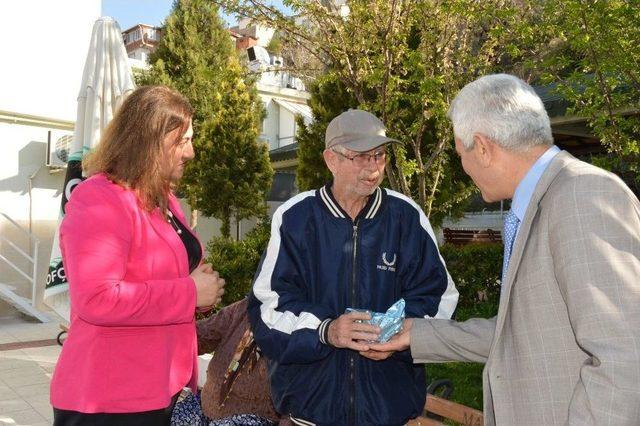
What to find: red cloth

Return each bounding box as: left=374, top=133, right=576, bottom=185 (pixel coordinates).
left=51, top=173, right=200, bottom=413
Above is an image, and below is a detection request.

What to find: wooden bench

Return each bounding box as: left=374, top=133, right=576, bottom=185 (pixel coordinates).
left=443, top=228, right=502, bottom=245
left=407, top=394, right=484, bottom=426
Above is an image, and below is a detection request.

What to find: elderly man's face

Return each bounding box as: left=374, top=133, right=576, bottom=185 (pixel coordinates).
left=331, top=145, right=386, bottom=198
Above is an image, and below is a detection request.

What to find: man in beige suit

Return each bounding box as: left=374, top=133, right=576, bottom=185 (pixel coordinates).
left=369, top=74, right=640, bottom=425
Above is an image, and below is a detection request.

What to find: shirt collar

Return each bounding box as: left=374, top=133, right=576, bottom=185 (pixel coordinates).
left=319, top=182, right=383, bottom=220
left=511, top=145, right=561, bottom=221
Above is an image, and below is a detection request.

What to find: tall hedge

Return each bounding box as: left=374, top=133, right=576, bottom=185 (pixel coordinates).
left=207, top=227, right=503, bottom=316
left=439, top=243, right=502, bottom=317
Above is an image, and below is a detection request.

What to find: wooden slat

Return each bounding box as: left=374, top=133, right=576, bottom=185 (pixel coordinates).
left=443, top=228, right=502, bottom=245
left=424, top=394, right=484, bottom=426
left=407, top=416, right=443, bottom=425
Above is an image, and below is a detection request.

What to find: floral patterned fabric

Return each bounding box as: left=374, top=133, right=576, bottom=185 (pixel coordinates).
left=171, top=391, right=275, bottom=426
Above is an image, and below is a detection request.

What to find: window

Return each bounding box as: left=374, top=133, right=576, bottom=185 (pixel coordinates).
left=125, top=31, right=140, bottom=44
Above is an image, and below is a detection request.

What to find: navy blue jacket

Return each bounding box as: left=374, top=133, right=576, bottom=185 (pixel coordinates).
left=249, top=185, right=458, bottom=426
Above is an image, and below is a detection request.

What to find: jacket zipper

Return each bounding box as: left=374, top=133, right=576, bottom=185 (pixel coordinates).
left=348, top=221, right=359, bottom=426
left=351, top=222, right=358, bottom=307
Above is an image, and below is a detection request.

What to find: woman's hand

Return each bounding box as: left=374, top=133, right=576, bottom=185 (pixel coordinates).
left=191, top=263, right=225, bottom=307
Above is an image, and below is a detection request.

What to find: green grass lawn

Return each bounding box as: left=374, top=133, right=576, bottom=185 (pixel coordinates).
left=426, top=362, right=485, bottom=410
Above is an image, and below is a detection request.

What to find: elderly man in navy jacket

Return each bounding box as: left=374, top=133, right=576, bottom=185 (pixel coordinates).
left=248, top=109, right=458, bottom=426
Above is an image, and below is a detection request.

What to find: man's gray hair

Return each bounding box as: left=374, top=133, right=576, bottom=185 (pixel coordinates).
left=448, top=74, right=553, bottom=151
left=330, top=144, right=348, bottom=154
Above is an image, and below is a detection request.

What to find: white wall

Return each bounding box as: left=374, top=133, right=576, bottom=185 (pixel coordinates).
left=177, top=200, right=259, bottom=247
left=278, top=108, right=296, bottom=147
left=254, top=25, right=275, bottom=47
left=261, top=98, right=279, bottom=150
left=129, top=47, right=151, bottom=62
left=259, top=95, right=311, bottom=151
left=236, top=18, right=275, bottom=47
left=257, top=83, right=311, bottom=150
left=0, top=125, right=67, bottom=222
left=0, top=1, right=102, bottom=121
left=0, top=0, right=102, bottom=316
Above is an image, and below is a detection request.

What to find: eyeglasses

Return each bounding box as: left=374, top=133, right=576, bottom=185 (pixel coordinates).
left=332, top=148, right=387, bottom=167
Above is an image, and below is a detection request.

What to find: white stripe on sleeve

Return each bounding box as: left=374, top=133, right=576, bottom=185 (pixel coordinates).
left=254, top=191, right=323, bottom=334
left=385, top=189, right=459, bottom=319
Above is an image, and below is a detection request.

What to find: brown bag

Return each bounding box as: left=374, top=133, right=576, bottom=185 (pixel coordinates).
left=197, top=299, right=280, bottom=423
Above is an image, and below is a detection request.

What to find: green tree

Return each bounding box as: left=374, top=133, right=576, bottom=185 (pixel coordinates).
left=218, top=0, right=537, bottom=225
left=148, top=0, right=273, bottom=237
left=295, top=73, right=357, bottom=190
left=532, top=0, right=640, bottom=189
left=537, top=0, right=640, bottom=154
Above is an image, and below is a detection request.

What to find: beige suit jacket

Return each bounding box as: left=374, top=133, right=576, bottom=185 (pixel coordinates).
left=411, top=152, right=640, bottom=425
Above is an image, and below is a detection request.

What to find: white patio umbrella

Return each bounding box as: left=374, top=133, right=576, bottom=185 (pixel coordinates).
left=45, top=17, right=136, bottom=321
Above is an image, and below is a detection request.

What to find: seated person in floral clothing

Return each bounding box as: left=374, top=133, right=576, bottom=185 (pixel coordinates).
left=172, top=298, right=286, bottom=426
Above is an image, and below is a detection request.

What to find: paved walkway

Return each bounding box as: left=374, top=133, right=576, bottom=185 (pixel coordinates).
left=0, top=311, right=210, bottom=425
left=0, top=314, right=63, bottom=425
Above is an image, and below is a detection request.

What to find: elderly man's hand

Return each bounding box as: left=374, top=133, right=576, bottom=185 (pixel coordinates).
left=327, top=311, right=380, bottom=351
left=359, top=348, right=395, bottom=361
left=365, top=318, right=413, bottom=357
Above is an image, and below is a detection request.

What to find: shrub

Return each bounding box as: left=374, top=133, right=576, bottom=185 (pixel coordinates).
left=205, top=217, right=271, bottom=309
left=439, top=243, right=502, bottom=314
left=203, top=230, right=502, bottom=315
left=428, top=242, right=503, bottom=410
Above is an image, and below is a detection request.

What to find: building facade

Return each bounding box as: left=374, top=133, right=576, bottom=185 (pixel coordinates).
left=0, top=0, right=102, bottom=317
left=112, top=18, right=312, bottom=242
left=122, top=23, right=162, bottom=67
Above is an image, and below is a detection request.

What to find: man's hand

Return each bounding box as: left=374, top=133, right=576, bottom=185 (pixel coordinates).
left=328, top=311, right=380, bottom=351
left=359, top=348, right=395, bottom=361
left=367, top=318, right=413, bottom=354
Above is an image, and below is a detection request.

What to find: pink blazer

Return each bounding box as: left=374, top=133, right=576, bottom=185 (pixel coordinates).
left=50, top=173, right=201, bottom=413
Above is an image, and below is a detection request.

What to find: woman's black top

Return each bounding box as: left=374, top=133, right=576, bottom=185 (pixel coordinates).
left=167, top=210, right=202, bottom=273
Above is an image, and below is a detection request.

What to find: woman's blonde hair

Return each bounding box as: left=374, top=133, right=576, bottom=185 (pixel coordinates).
left=83, top=85, right=193, bottom=212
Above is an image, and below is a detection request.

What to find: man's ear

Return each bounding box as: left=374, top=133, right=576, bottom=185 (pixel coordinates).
left=473, top=134, right=497, bottom=167
left=324, top=149, right=339, bottom=174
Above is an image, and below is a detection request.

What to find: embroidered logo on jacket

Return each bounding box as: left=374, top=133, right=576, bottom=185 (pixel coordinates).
left=377, top=252, right=397, bottom=272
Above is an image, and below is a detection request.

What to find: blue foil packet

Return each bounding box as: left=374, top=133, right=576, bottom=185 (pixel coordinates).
left=346, top=298, right=405, bottom=343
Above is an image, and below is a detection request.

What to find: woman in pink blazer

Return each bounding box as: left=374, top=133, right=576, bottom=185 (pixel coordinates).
left=50, top=86, right=225, bottom=425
